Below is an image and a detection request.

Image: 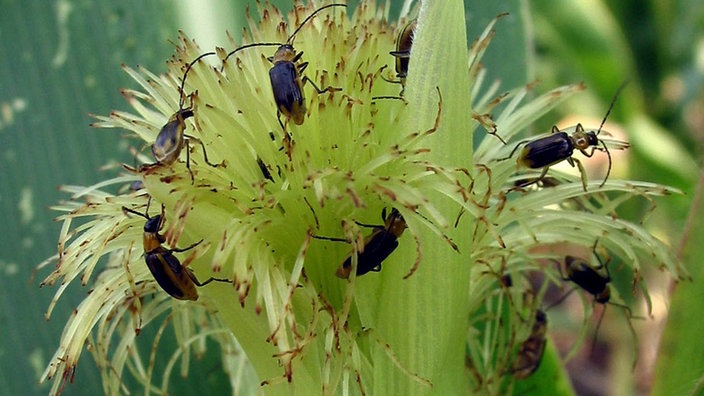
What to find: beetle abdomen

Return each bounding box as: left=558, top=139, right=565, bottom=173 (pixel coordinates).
left=269, top=62, right=305, bottom=125
left=518, top=132, right=574, bottom=169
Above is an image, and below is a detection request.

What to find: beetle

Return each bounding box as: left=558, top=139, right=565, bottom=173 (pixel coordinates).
left=512, top=175, right=561, bottom=189
left=512, top=309, right=547, bottom=379
left=562, top=255, right=612, bottom=304
left=222, top=3, right=346, bottom=126
left=383, top=18, right=417, bottom=96
left=337, top=208, right=407, bottom=278
left=122, top=203, right=229, bottom=301
left=506, top=82, right=629, bottom=191
left=551, top=243, right=639, bottom=367
left=146, top=51, right=221, bottom=182
left=312, top=208, right=407, bottom=278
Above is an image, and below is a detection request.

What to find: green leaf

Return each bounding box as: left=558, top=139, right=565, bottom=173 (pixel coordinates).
left=511, top=341, right=575, bottom=396
left=2, top=1, right=244, bottom=395
left=372, top=2, right=475, bottom=394
left=651, top=170, right=704, bottom=396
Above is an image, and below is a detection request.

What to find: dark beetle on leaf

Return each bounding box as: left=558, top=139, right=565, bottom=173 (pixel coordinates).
left=506, top=82, right=629, bottom=191
left=122, top=203, right=229, bottom=300
left=335, top=208, right=407, bottom=279
left=222, top=3, right=346, bottom=125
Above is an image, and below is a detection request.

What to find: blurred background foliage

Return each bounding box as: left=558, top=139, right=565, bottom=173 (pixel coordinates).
left=1, top=0, right=701, bottom=394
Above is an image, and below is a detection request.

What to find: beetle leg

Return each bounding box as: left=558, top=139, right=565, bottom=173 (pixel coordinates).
left=353, top=220, right=383, bottom=229
left=170, top=239, right=203, bottom=254
left=552, top=258, right=568, bottom=281
left=301, top=75, right=340, bottom=95
left=572, top=157, right=588, bottom=191
left=579, top=145, right=597, bottom=158
left=545, top=286, right=577, bottom=311
left=296, top=59, right=308, bottom=73
left=182, top=268, right=229, bottom=287
left=599, top=140, right=612, bottom=188
left=310, top=234, right=348, bottom=243
left=530, top=167, right=550, bottom=187
left=380, top=73, right=402, bottom=85
left=591, top=299, right=639, bottom=369
left=389, top=49, right=411, bottom=58
left=591, top=240, right=611, bottom=279
left=622, top=305, right=639, bottom=370
left=590, top=304, right=608, bottom=356
left=276, top=112, right=294, bottom=161
left=185, top=135, right=224, bottom=168
left=501, top=140, right=530, bottom=161
left=193, top=275, right=231, bottom=287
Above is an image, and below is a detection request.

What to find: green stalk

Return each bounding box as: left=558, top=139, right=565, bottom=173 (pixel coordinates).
left=650, top=169, right=704, bottom=396
left=373, top=1, right=474, bottom=394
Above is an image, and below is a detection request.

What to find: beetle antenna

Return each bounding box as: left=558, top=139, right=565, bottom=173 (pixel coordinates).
left=590, top=238, right=606, bottom=268
left=221, top=42, right=282, bottom=68
left=286, top=3, right=347, bottom=44
left=599, top=140, right=612, bottom=188
left=178, top=52, right=217, bottom=110
left=591, top=304, right=608, bottom=356
left=596, top=80, right=629, bottom=137
left=122, top=206, right=149, bottom=220
left=122, top=196, right=154, bottom=220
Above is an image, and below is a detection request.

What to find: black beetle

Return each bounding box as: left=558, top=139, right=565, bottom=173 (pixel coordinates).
left=506, top=83, right=629, bottom=191
left=122, top=203, right=229, bottom=300
left=222, top=3, right=346, bottom=125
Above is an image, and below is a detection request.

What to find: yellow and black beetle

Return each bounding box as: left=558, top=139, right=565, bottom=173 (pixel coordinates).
left=506, top=83, right=629, bottom=191
left=222, top=3, right=346, bottom=125
left=512, top=309, right=548, bottom=379
left=147, top=51, right=221, bottom=182
left=385, top=18, right=417, bottom=96
left=122, top=203, right=229, bottom=300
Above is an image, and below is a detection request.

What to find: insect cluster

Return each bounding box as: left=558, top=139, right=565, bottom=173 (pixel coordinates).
left=125, top=1, right=637, bottom=382
left=463, top=82, right=648, bottom=391
left=120, top=3, right=415, bottom=297
left=121, top=4, right=451, bottom=296
left=42, top=2, right=683, bottom=395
